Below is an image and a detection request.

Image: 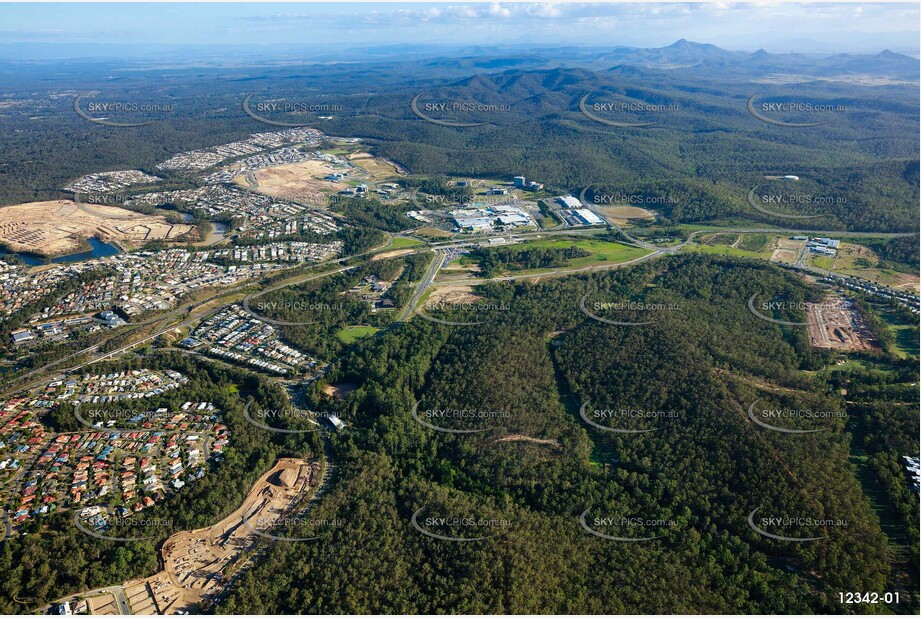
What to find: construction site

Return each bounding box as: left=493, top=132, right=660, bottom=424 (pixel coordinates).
left=0, top=199, right=196, bottom=257
left=806, top=295, right=877, bottom=351
left=114, top=457, right=317, bottom=615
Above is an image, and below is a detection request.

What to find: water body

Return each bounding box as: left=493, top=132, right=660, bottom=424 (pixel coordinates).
left=203, top=222, right=229, bottom=245
left=1, top=237, right=120, bottom=266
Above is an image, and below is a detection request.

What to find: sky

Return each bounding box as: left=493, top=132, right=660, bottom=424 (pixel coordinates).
left=0, top=2, right=918, bottom=56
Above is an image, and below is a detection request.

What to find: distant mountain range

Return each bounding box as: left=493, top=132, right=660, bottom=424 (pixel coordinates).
left=0, top=39, right=917, bottom=82
left=407, top=39, right=919, bottom=82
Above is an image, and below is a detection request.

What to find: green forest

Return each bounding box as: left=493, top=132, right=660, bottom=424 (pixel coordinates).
left=209, top=254, right=919, bottom=614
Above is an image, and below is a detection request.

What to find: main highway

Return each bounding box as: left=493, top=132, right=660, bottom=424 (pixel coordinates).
left=3, top=220, right=912, bottom=401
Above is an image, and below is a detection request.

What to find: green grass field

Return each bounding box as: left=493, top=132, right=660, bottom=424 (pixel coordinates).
left=389, top=237, right=424, bottom=249
left=737, top=233, right=770, bottom=252
left=875, top=307, right=920, bottom=359
left=684, top=243, right=770, bottom=259
left=336, top=325, right=381, bottom=344
left=810, top=255, right=836, bottom=269
left=506, top=238, right=650, bottom=269
left=683, top=233, right=776, bottom=259
left=413, top=227, right=454, bottom=239
left=539, top=216, right=560, bottom=229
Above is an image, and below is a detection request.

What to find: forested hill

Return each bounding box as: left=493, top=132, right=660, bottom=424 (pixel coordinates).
left=324, top=64, right=918, bottom=232
left=218, top=254, right=919, bottom=614
left=1, top=45, right=918, bottom=233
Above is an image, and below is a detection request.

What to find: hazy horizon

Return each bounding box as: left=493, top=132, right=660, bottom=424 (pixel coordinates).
left=0, top=2, right=918, bottom=60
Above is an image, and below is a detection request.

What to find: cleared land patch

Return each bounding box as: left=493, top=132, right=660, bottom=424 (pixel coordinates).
left=424, top=284, right=482, bottom=306
left=770, top=237, right=805, bottom=263
left=346, top=151, right=406, bottom=179
left=336, top=325, right=381, bottom=344
left=808, top=241, right=920, bottom=293
left=371, top=248, right=416, bottom=262
left=120, top=458, right=316, bottom=615
left=596, top=205, right=655, bottom=226
left=807, top=295, right=877, bottom=352
left=493, top=238, right=650, bottom=271
left=236, top=159, right=348, bottom=207
left=0, top=199, right=196, bottom=257
left=323, top=381, right=358, bottom=399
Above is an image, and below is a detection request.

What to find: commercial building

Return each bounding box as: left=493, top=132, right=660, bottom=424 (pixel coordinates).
left=573, top=209, right=604, bottom=225
left=556, top=195, right=582, bottom=209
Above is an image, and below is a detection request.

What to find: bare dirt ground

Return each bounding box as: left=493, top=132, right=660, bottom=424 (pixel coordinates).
left=86, top=593, right=120, bottom=615
left=323, top=382, right=357, bottom=400
left=770, top=237, right=804, bottom=263
left=371, top=248, right=415, bottom=261
left=815, top=242, right=920, bottom=293
left=0, top=200, right=196, bottom=256
left=495, top=434, right=560, bottom=447
left=413, top=227, right=453, bottom=239
left=807, top=296, right=877, bottom=351
left=712, top=367, right=804, bottom=396
left=424, top=285, right=482, bottom=305
left=596, top=205, right=655, bottom=226
left=121, top=458, right=316, bottom=614
left=435, top=261, right=482, bottom=283
left=347, top=152, right=406, bottom=178
left=893, top=277, right=921, bottom=293
left=237, top=159, right=348, bottom=206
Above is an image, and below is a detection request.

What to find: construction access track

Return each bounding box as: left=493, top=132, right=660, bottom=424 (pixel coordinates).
left=47, top=457, right=320, bottom=615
